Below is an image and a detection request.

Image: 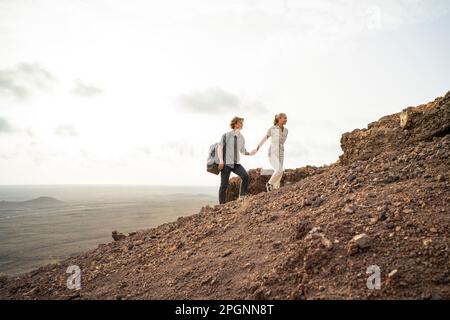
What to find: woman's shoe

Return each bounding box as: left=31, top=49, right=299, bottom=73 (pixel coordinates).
left=266, top=182, right=273, bottom=192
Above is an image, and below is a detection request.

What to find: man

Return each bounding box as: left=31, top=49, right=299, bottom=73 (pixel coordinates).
left=217, top=116, right=256, bottom=204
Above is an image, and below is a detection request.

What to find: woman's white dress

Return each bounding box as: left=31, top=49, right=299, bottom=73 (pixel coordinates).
left=266, top=125, right=288, bottom=188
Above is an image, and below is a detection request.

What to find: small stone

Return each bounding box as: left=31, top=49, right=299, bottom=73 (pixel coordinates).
left=295, top=221, right=312, bottom=240
left=378, top=210, right=388, bottom=221
left=221, top=249, right=232, bottom=257
left=349, top=233, right=370, bottom=249
left=320, top=236, right=333, bottom=250
left=273, top=241, right=282, bottom=249
left=389, top=270, right=398, bottom=277
left=309, top=226, right=322, bottom=234
left=343, top=205, right=355, bottom=214
left=386, top=269, right=399, bottom=285
left=383, top=174, right=399, bottom=183
left=176, top=241, right=185, bottom=249
left=347, top=233, right=371, bottom=255
left=423, top=238, right=432, bottom=247
left=0, top=273, right=8, bottom=285
left=400, top=110, right=410, bottom=129
left=312, top=198, right=323, bottom=208
left=290, top=284, right=305, bottom=300
left=112, top=230, right=126, bottom=241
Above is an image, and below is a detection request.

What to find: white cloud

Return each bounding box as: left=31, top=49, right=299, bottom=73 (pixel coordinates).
left=0, top=63, right=55, bottom=100
left=72, top=79, right=103, bottom=97
left=178, top=87, right=268, bottom=114
left=0, top=117, right=15, bottom=133
left=53, top=124, right=78, bottom=137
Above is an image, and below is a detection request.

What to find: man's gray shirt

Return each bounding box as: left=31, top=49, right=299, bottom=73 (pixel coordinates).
left=218, top=130, right=248, bottom=168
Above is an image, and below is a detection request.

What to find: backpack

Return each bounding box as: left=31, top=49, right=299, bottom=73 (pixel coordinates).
left=206, top=134, right=226, bottom=175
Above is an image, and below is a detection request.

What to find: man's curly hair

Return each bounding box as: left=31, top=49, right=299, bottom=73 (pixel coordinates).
left=230, top=116, right=244, bottom=129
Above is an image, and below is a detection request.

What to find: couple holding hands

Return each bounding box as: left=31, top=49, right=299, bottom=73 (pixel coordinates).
left=217, top=113, right=288, bottom=204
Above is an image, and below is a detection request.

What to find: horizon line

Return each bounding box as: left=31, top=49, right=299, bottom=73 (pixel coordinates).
left=0, top=184, right=218, bottom=187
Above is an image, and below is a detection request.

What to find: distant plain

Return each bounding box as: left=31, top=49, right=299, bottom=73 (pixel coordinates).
left=0, top=185, right=216, bottom=276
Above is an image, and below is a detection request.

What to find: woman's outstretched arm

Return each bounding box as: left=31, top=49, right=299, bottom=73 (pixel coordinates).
left=256, top=129, right=271, bottom=151
left=256, top=135, right=267, bottom=151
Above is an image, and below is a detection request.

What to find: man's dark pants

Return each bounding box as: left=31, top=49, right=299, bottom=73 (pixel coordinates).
left=219, top=163, right=249, bottom=204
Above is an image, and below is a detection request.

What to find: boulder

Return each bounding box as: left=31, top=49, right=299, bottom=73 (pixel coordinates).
left=226, top=166, right=325, bottom=202
left=112, top=230, right=126, bottom=241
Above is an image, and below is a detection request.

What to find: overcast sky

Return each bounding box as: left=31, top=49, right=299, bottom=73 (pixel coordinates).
left=0, top=0, right=449, bottom=186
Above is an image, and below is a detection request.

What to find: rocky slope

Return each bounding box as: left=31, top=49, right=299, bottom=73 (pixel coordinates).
left=0, top=92, right=449, bottom=300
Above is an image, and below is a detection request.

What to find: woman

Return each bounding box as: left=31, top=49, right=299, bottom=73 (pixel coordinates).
left=255, top=113, right=288, bottom=191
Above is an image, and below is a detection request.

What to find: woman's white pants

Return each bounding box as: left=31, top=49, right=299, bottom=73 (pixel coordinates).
left=268, top=153, right=284, bottom=189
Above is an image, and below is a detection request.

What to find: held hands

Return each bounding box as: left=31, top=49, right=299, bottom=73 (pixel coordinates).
left=218, top=162, right=224, bottom=170
left=251, top=145, right=261, bottom=155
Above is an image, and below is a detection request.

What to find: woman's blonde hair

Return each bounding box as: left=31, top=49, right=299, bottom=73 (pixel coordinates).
left=274, top=113, right=287, bottom=125
left=230, top=116, right=244, bottom=129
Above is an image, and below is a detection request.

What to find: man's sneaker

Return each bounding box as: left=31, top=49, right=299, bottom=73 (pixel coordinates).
left=266, top=182, right=273, bottom=192
left=239, top=195, right=246, bottom=201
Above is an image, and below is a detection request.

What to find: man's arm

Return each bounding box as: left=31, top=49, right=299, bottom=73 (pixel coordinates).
left=218, top=134, right=225, bottom=169
left=240, top=136, right=249, bottom=155
left=241, top=146, right=250, bottom=155
left=217, top=144, right=224, bottom=163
